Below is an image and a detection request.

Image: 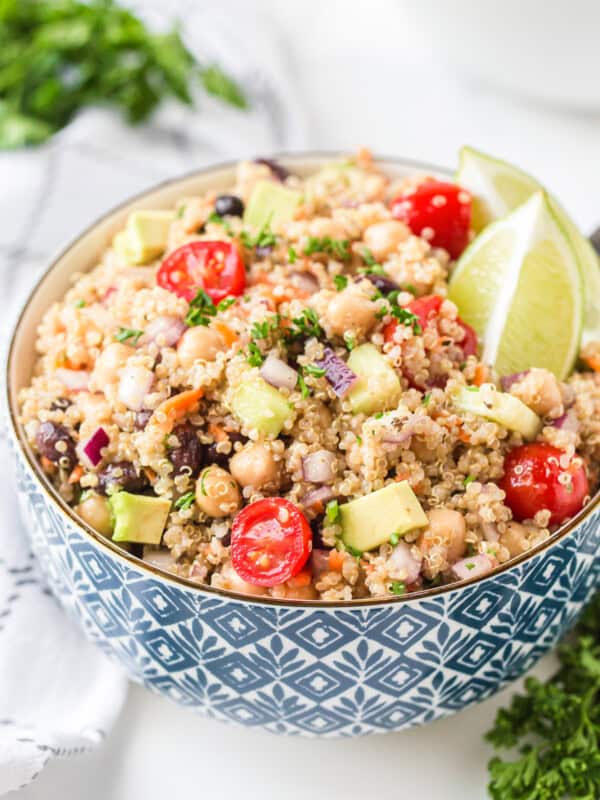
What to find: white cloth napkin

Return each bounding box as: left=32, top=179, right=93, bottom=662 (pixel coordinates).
left=0, top=4, right=308, bottom=793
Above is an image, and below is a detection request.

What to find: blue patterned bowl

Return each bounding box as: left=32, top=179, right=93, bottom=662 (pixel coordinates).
left=7, top=155, right=600, bottom=737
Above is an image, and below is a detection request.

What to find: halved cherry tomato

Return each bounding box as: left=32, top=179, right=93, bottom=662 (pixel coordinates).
left=383, top=294, right=478, bottom=356
left=391, top=181, right=471, bottom=259
left=499, top=443, right=589, bottom=526
left=231, top=497, right=312, bottom=587
left=457, top=319, right=478, bottom=357
left=157, top=241, right=245, bottom=303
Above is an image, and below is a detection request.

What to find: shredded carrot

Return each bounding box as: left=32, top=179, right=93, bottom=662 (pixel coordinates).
left=143, top=467, right=157, bottom=482
left=328, top=550, right=345, bottom=572
left=208, top=422, right=227, bottom=443
left=584, top=355, right=600, bottom=372
left=473, top=364, right=488, bottom=386
left=68, top=464, right=84, bottom=484
left=287, top=568, right=312, bottom=588
left=149, top=388, right=204, bottom=434
left=212, top=321, right=238, bottom=348
left=459, top=429, right=471, bottom=444
left=40, top=456, right=55, bottom=473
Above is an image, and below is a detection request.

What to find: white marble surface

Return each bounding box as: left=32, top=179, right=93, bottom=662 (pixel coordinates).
left=11, top=1, right=600, bottom=797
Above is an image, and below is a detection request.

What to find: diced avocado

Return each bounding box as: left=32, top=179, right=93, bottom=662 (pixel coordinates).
left=452, top=384, right=541, bottom=440
left=340, top=481, right=428, bottom=552
left=231, top=376, right=293, bottom=437
left=243, top=180, right=301, bottom=230
left=114, top=210, right=174, bottom=265
left=346, top=344, right=401, bottom=415
left=109, top=491, right=171, bottom=545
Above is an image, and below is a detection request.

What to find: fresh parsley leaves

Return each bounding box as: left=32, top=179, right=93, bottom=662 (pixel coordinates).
left=115, top=327, right=143, bottom=344
left=247, top=342, right=264, bottom=367
left=333, top=274, right=348, bottom=291
left=174, top=491, right=195, bottom=510
left=303, top=236, right=351, bottom=262
left=285, top=308, right=324, bottom=342
left=185, top=289, right=217, bottom=327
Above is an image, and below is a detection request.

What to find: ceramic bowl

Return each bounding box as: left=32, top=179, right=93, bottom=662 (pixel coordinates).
left=6, top=154, right=600, bottom=737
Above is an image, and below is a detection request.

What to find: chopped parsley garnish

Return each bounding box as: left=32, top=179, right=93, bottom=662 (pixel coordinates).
left=114, top=327, right=143, bottom=345
left=344, top=332, right=356, bottom=351
left=390, top=305, right=422, bottom=335
left=422, top=392, right=432, bottom=406
left=74, top=299, right=86, bottom=308
left=303, top=236, right=351, bottom=261
left=240, top=219, right=277, bottom=250
left=247, top=342, right=264, bottom=367
left=285, top=308, right=324, bottom=342
left=288, top=246, right=297, bottom=264
left=185, top=288, right=218, bottom=327
left=250, top=315, right=280, bottom=341
left=465, top=561, right=476, bottom=571
left=176, top=204, right=186, bottom=219
left=345, top=544, right=363, bottom=558
left=325, top=499, right=340, bottom=523
left=334, top=274, right=348, bottom=291
left=304, top=364, right=326, bottom=378
left=174, top=491, right=195, bottom=510
left=466, top=385, right=480, bottom=392
left=362, top=247, right=378, bottom=267
left=355, top=434, right=362, bottom=445
left=217, top=296, right=236, bottom=312
left=463, top=474, right=475, bottom=487
left=206, top=211, right=234, bottom=236
left=390, top=581, right=406, bottom=595
left=297, top=373, right=310, bottom=399
left=389, top=532, right=399, bottom=546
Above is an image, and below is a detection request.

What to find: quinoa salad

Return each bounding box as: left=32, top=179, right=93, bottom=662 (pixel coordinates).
left=18, top=149, right=600, bottom=602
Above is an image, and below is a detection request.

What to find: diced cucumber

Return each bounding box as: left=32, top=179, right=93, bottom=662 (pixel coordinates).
left=231, top=376, right=293, bottom=437
left=340, top=481, right=428, bottom=552
left=451, top=384, right=541, bottom=440
left=243, top=180, right=301, bottom=230
left=109, top=492, right=171, bottom=545
left=114, top=210, right=174, bottom=265
left=346, top=344, right=401, bottom=415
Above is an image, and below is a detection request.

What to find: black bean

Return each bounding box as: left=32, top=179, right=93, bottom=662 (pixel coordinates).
left=254, top=157, right=290, bottom=182
left=205, top=431, right=247, bottom=469
left=97, top=461, right=148, bottom=495
left=50, top=397, right=71, bottom=411
left=215, top=194, right=244, bottom=218
left=168, top=422, right=204, bottom=477
left=365, top=273, right=401, bottom=294
left=134, top=410, right=153, bottom=430
left=310, top=516, right=328, bottom=551
left=36, top=421, right=76, bottom=469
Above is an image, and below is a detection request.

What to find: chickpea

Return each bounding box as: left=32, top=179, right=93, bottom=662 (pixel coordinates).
left=75, top=492, right=112, bottom=537
left=509, top=368, right=564, bottom=419
left=177, top=326, right=226, bottom=370
left=91, top=342, right=133, bottom=387
left=230, top=443, right=279, bottom=490
left=363, top=221, right=408, bottom=261
left=499, top=521, right=530, bottom=558
left=326, top=287, right=377, bottom=337
left=417, top=508, right=466, bottom=578
left=271, top=581, right=318, bottom=600
left=195, top=466, right=241, bottom=517
left=218, top=561, right=268, bottom=597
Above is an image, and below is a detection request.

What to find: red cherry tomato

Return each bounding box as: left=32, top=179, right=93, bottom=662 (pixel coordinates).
left=231, top=498, right=312, bottom=587
left=157, top=241, right=245, bottom=303
left=407, top=295, right=443, bottom=330
left=391, top=181, right=472, bottom=259
left=499, top=443, right=589, bottom=526
left=457, top=319, right=478, bottom=357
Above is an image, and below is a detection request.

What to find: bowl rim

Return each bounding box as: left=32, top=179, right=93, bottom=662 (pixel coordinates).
left=6, top=150, right=600, bottom=608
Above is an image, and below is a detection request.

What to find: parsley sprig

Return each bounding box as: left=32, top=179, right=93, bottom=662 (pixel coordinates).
left=303, top=236, right=351, bottom=262
left=115, top=327, right=143, bottom=345
left=185, top=289, right=217, bottom=327
left=285, top=308, right=324, bottom=342
left=486, top=592, right=600, bottom=799
left=240, top=220, right=277, bottom=251
left=0, top=0, right=247, bottom=150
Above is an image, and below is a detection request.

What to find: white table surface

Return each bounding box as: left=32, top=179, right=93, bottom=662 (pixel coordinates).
left=13, top=1, right=600, bottom=797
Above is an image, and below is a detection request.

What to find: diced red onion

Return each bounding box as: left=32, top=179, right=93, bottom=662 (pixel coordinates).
left=550, top=409, right=579, bottom=433
left=500, top=370, right=529, bottom=392
left=302, top=450, right=336, bottom=484
left=290, top=271, right=319, bottom=294
left=316, top=347, right=357, bottom=397
left=451, top=553, right=495, bottom=581
left=311, top=549, right=332, bottom=579
left=388, top=541, right=422, bottom=585
left=55, top=368, right=90, bottom=392
left=302, top=486, right=335, bottom=508
left=117, top=366, right=154, bottom=411
left=141, top=316, right=186, bottom=347
left=142, top=547, right=176, bottom=572
left=260, top=355, right=298, bottom=391
left=382, top=427, right=413, bottom=445
left=82, top=426, right=109, bottom=467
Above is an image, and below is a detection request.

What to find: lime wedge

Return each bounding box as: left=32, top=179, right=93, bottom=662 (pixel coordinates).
left=449, top=192, right=582, bottom=379
left=457, top=146, right=600, bottom=343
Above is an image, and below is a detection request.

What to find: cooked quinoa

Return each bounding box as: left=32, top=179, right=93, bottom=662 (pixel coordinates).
left=18, top=151, right=600, bottom=601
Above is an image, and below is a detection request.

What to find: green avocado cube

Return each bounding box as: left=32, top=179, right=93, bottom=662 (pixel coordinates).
left=340, top=481, right=428, bottom=553
left=243, top=180, right=301, bottom=230
left=114, top=210, right=174, bottom=265
left=231, top=376, right=293, bottom=437
left=109, top=491, right=171, bottom=545
left=346, top=344, right=401, bottom=415
left=452, top=384, right=541, bottom=440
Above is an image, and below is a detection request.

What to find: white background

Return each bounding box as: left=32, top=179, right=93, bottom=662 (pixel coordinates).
left=14, top=1, right=600, bottom=797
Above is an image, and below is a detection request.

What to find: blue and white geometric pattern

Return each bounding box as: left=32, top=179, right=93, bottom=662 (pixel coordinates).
left=12, top=441, right=600, bottom=737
